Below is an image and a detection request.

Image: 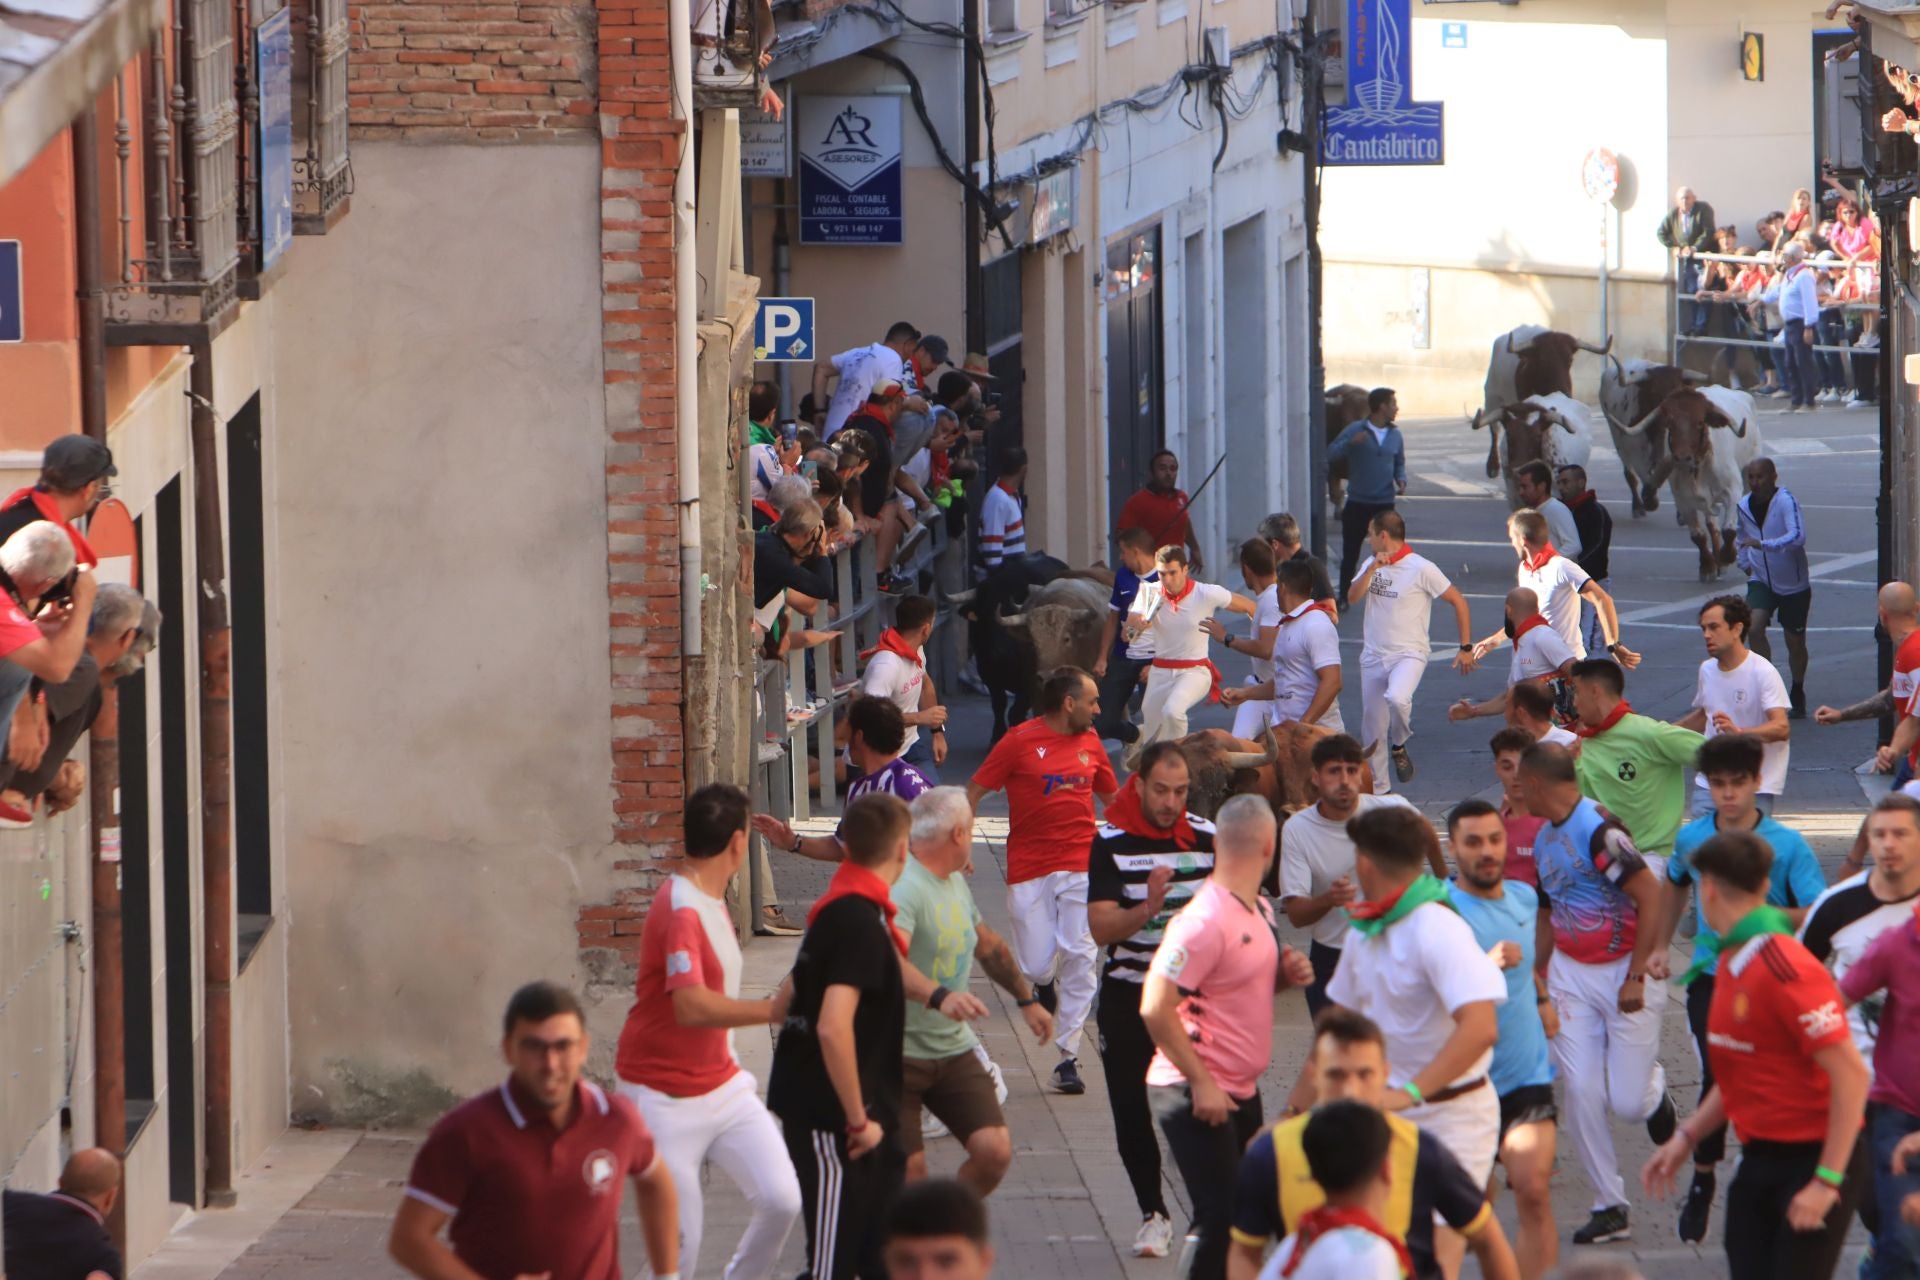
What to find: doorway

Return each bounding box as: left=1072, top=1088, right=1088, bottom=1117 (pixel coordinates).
left=1105, top=226, right=1165, bottom=537
left=155, top=478, right=198, bottom=1206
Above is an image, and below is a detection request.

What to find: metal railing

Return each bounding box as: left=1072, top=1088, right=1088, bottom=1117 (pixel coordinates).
left=1671, top=249, right=1879, bottom=364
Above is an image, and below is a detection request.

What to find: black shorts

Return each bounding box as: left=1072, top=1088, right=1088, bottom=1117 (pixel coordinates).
left=1747, top=581, right=1812, bottom=633
left=1497, top=1084, right=1558, bottom=1143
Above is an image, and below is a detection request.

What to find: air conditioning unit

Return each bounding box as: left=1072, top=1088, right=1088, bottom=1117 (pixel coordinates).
left=1824, top=54, right=1864, bottom=174
left=1204, top=25, right=1230, bottom=67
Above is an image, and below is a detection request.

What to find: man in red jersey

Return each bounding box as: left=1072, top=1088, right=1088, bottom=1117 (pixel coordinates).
left=615, top=785, right=801, bottom=1280
left=392, top=982, right=679, bottom=1280
left=1643, top=830, right=1870, bottom=1280
left=970, top=666, right=1117, bottom=1095
left=1875, top=582, right=1920, bottom=778
left=1117, top=450, right=1204, bottom=573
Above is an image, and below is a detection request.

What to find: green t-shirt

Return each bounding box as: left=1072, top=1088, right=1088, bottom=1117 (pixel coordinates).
left=1572, top=712, right=1704, bottom=855
left=894, top=857, right=983, bottom=1060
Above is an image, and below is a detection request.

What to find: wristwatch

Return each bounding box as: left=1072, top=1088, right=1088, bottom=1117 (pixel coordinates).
left=1458, top=644, right=1472, bottom=652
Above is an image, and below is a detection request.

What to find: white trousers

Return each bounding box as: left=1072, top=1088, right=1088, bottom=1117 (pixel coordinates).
left=618, top=1071, right=803, bottom=1280
left=1231, top=678, right=1276, bottom=741
left=1546, top=951, right=1669, bottom=1211
left=1140, top=665, right=1213, bottom=747
left=1007, top=870, right=1096, bottom=1058
left=1360, top=653, right=1428, bottom=794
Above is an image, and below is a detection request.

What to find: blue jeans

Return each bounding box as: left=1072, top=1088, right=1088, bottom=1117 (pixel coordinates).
left=1781, top=320, right=1818, bottom=408
left=1680, top=258, right=1709, bottom=333
left=1869, top=1102, right=1920, bottom=1279
left=0, top=661, right=31, bottom=756
left=901, top=731, right=940, bottom=784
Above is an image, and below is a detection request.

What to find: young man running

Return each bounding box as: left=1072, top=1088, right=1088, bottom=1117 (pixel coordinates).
left=1219, top=559, right=1344, bottom=733
left=1489, top=728, right=1548, bottom=889
left=1445, top=799, right=1560, bottom=1280
left=1346, top=510, right=1476, bottom=789
left=1142, top=795, right=1315, bottom=1280
left=1327, top=804, right=1506, bottom=1276
left=1674, top=595, right=1791, bottom=818
left=969, top=667, right=1117, bottom=1095
left=1228, top=1009, right=1518, bottom=1280
left=752, top=697, right=930, bottom=864
left=1262, top=1103, right=1415, bottom=1280
left=1507, top=678, right=1577, bottom=749
left=1202, top=538, right=1283, bottom=740
left=1128, top=545, right=1258, bottom=752
left=1451, top=587, right=1576, bottom=724
left=1093, top=527, right=1159, bottom=745
left=1519, top=742, right=1675, bottom=1245
left=1087, top=742, right=1216, bottom=1259
left=1644, top=831, right=1871, bottom=1280
left=1654, top=733, right=1826, bottom=1243
left=862, top=595, right=948, bottom=782
left=614, top=786, right=801, bottom=1280
left=1567, top=658, right=1704, bottom=863
left=1475, top=510, right=1636, bottom=665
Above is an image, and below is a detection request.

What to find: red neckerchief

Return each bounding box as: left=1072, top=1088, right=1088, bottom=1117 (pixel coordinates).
left=1377, top=545, right=1412, bottom=568
left=1344, top=879, right=1407, bottom=924
left=1161, top=578, right=1198, bottom=611
left=1574, top=699, right=1633, bottom=738
left=1282, top=1206, right=1413, bottom=1278
left=2, top=489, right=98, bottom=569
left=752, top=498, right=779, bottom=524
left=1280, top=600, right=1337, bottom=625
left=1521, top=543, right=1558, bottom=573
left=850, top=409, right=894, bottom=443
left=1567, top=490, right=1596, bottom=509
left=997, top=480, right=1020, bottom=499
left=808, top=861, right=908, bottom=956
left=1103, top=774, right=1197, bottom=849
left=1511, top=614, right=1550, bottom=642
left=860, top=626, right=924, bottom=666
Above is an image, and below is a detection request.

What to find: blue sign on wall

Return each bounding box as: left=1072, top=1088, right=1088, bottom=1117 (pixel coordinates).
left=799, top=96, right=904, bottom=245
left=1441, top=21, right=1466, bottom=48
left=256, top=8, right=294, bottom=267
left=754, top=297, right=816, bottom=362
left=1322, top=0, right=1444, bottom=166
left=0, top=241, right=20, bottom=343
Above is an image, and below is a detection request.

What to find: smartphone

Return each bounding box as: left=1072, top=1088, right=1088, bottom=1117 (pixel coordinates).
left=800, top=459, right=820, bottom=481
left=781, top=420, right=798, bottom=445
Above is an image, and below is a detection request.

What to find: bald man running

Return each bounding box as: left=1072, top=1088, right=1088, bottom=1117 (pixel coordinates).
left=1816, top=584, right=1920, bottom=779
left=3, top=1148, right=123, bottom=1280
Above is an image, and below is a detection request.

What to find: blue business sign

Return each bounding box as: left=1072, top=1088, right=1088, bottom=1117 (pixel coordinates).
left=256, top=8, right=294, bottom=268
left=0, top=241, right=19, bottom=343
left=799, top=96, right=903, bottom=245
left=1322, top=0, right=1444, bottom=166
left=754, top=298, right=816, bottom=362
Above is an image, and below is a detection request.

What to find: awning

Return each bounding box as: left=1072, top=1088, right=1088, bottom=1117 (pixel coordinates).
left=1, top=0, right=165, bottom=186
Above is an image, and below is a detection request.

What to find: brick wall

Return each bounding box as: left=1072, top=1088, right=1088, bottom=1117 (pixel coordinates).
left=583, top=0, right=685, bottom=968
left=345, top=0, right=598, bottom=138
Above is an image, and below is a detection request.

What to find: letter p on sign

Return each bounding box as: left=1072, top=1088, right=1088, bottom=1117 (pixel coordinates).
left=754, top=297, right=816, bottom=362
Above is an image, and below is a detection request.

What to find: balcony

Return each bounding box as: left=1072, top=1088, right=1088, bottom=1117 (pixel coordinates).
left=291, top=0, right=348, bottom=233
left=693, top=0, right=770, bottom=112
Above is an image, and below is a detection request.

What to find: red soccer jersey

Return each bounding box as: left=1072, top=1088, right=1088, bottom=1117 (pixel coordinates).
left=405, top=1078, right=657, bottom=1280
left=615, top=877, right=741, bottom=1097
left=972, top=718, right=1115, bottom=884
left=1708, top=933, right=1855, bottom=1145
left=1895, top=631, right=1920, bottom=768
left=1501, top=808, right=1544, bottom=889
left=1117, top=487, right=1193, bottom=551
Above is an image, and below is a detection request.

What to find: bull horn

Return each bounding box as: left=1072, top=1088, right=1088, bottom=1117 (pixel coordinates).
left=1220, top=733, right=1282, bottom=771
left=1605, top=352, right=1624, bottom=382
left=1681, top=369, right=1712, bottom=384
left=1468, top=406, right=1499, bottom=430
left=1576, top=334, right=1613, bottom=355
left=1504, top=330, right=1534, bottom=356
left=947, top=588, right=978, bottom=607
left=1545, top=409, right=1576, bottom=434
left=1618, top=404, right=1662, bottom=437
left=998, top=610, right=1028, bottom=627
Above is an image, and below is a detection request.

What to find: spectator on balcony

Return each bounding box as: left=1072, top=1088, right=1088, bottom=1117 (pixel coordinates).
left=0, top=436, right=113, bottom=580
left=0, top=584, right=153, bottom=825
left=0, top=523, right=94, bottom=823
left=1775, top=189, right=1816, bottom=252
left=755, top=499, right=831, bottom=618
left=1658, top=187, right=1717, bottom=335
left=908, top=333, right=952, bottom=397
left=839, top=379, right=927, bottom=592
left=2, top=1148, right=123, bottom=1280
left=815, top=322, right=921, bottom=439
left=1118, top=451, right=1204, bottom=576
left=748, top=380, right=800, bottom=525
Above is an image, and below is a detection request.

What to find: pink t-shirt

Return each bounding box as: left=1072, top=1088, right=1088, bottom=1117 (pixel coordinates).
left=1145, top=879, right=1278, bottom=1099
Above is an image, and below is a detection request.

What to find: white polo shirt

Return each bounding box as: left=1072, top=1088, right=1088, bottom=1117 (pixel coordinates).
left=1691, top=651, right=1791, bottom=795
left=1356, top=550, right=1453, bottom=662
left=1134, top=580, right=1233, bottom=662
left=1247, top=584, right=1282, bottom=684
left=1516, top=551, right=1591, bottom=659
left=1508, top=619, right=1576, bottom=686
left=1278, top=794, right=1413, bottom=947
left=823, top=343, right=904, bottom=438
left=1326, top=900, right=1508, bottom=1091
left=1271, top=601, right=1345, bottom=731
left=862, top=649, right=927, bottom=753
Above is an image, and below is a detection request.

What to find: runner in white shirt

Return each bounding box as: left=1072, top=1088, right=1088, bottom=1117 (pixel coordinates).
left=1345, top=511, right=1477, bottom=792
left=1220, top=558, right=1345, bottom=733
left=1448, top=587, right=1576, bottom=725
left=812, top=322, right=917, bottom=438
left=978, top=449, right=1028, bottom=574
left=1475, top=509, right=1636, bottom=666
left=1506, top=678, right=1580, bottom=748
left=1673, top=594, right=1790, bottom=816
left=1201, top=539, right=1283, bottom=740
left=860, top=595, right=949, bottom=782
left=1127, top=545, right=1257, bottom=757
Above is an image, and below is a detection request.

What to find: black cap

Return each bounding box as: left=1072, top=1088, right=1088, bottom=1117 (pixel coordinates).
left=41, top=435, right=116, bottom=490
left=917, top=334, right=951, bottom=366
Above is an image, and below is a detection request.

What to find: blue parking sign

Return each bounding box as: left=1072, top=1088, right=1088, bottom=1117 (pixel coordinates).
left=754, top=298, right=816, bottom=362
left=0, top=241, right=20, bottom=344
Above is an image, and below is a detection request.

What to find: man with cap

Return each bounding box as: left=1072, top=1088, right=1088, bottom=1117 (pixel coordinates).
left=0, top=436, right=115, bottom=580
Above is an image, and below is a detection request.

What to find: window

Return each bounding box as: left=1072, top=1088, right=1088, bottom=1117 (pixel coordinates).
left=229, top=396, right=273, bottom=955
left=121, top=521, right=155, bottom=1140
left=988, top=0, right=1020, bottom=36
left=1047, top=0, right=1077, bottom=24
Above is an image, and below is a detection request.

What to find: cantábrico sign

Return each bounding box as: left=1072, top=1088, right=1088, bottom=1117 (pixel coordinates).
left=1322, top=0, right=1444, bottom=167
left=799, top=96, right=904, bottom=245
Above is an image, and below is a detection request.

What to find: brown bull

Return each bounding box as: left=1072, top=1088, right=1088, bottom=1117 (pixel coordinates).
left=1172, top=724, right=1376, bottom=821
left=1482, top=327, right=1610, bottom=493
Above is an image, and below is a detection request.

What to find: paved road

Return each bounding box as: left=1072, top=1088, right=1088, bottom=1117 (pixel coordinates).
left=139, top=399, right=1887, bottom=1279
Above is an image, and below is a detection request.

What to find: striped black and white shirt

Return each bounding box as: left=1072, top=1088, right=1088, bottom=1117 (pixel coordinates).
left=1086, top=816, right=1217, bottom=983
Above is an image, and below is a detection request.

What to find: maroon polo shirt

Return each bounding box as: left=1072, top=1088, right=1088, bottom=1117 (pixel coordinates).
left=405, top=1077, right=657, bottom=1280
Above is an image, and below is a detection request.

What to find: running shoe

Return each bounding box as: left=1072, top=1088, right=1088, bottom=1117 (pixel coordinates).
left=0, top=796, right=30, bottom=829
left=1845, top=393, right=1870, bottom=409
left=1678, top=1170, right=1716, bottom=1243
left=1790, top=685, right=1808, bottom=720
left=1819, top=389, right=1844, bottom=405
left=756, top=906, right=803, bottom=937
left=921, top=1109, right=951, bottom=1140
left=1051, top=1057, right=1086, bottom=1095
left=1132, top=1213, right=1175, bottom=1258
left=1647, top=1091, right=1678, bottom=1145
left=1391, top=744, right=1415, bottom=783
left=1571, top=1205, right=1631, bottom=1245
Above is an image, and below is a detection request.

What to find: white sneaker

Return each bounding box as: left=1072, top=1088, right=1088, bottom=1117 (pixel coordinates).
left=921, top=1110, right=951, bottom=1140
left=1132, top=1213, right=1175, bottom=1258
left=973, top=1045, right=1009, bottom=1105
left=1845, top=393, right=1869, bottom=409
left=1818, top=389, right=1843, bottom=405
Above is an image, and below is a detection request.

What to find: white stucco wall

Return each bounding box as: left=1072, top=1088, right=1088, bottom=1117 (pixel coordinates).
left=271, top=139, right=619, bottom=1122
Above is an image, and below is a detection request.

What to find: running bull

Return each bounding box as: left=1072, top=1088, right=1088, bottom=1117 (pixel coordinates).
left=1482, top=325, right=1611, bottom=505
left=954, top=558, right=1113, bottom=740
left=1615, top=385, right=1761, bottom=581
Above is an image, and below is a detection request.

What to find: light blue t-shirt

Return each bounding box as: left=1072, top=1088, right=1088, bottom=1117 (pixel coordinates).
left=1667, top=813, right=1827, bottom=976
left=1445, top=882, right=1555, bottom=1095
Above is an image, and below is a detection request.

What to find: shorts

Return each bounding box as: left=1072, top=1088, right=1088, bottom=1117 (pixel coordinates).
left=1406, top=1083, right=1501, bottom=1189
left=1497, top=1084, right=1559, bottom=1143
left=1746, top=581, right=1812, bottom=633
left=900, top=1051, right=1005, bottom=1155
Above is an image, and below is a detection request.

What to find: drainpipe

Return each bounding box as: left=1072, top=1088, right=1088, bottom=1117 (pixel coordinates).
left=671, top=0, right=702, bottom=661
left=189, top=338, right=236, bottom=1207
left=1301, top=15, right=1328, bottom=563
left=75, top=106, right=108, bottom=436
